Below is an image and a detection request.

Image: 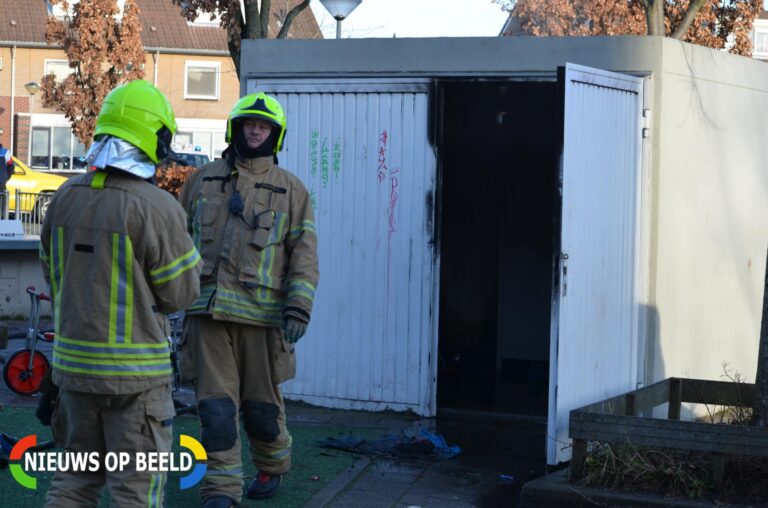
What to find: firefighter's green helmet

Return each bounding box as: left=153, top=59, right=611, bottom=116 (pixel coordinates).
left=93, top=80, right=177, bottom=163
left=226, top=92, right=286, bottom=153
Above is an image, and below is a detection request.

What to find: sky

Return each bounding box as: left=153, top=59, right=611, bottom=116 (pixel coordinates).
left=309, top=0, right=510, bottom=39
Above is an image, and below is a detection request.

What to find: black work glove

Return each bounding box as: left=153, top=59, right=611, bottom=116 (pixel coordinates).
left=283, top=317, right=308, bottom=344
left=35, top=370, right=58, bottom=426
left=36, top=392, right=54, bottom=426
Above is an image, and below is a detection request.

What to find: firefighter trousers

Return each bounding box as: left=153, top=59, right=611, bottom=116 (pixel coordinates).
left=185, top=315, right=295, bottom=503
left=45, top=383, right=175, bottom=508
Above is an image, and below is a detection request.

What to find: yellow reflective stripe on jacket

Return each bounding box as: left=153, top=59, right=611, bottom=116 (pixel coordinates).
left=54, top=347, right=170, bottom=361
left=56, top=334, right=170, bottom=349
left=109, top=233, right=134, bottom=344
left=52, top=354, right=172, bottom=376
left=258, top=245, right=277, bottom=288
left=218, top=287, right=284, bottom=309
left=49, top=227, right=64, bottom=332
left=53, top=335, right=171, bottom=375
left=38, top=243, right=49, bottom=265
left=188, top=284, right=215, bottom=313
left=268, top=212, right=288, bottom=244
left=54, top=337, right=170, bottom=360
left=52, top=364, right=171, bottom=376
left=253, top=435, right=293, bottom=464
left=204, top=465, right=243, bottom=480
left=287, top=280, right=316, bottom=303
left=147, top=473, right=164, bottom=508
left=287, top=220, right=316, bottom=240
left=213, top=288, right=283, bottom=324
left=150, top=247, right=201, bottom=285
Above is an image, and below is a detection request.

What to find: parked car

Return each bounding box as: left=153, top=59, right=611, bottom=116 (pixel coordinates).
left=6, top=157, right=68, bottom=217
left=173, top=151, right=211, bottom=169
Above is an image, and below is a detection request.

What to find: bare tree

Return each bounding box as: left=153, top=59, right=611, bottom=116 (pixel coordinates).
left=496, top=0, right=763, bottom=56
left=172, top=0, right=312, bottom=79
left=41, top=0, right=145, bottom=148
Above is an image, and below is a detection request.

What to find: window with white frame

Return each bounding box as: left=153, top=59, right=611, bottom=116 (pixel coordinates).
left=189, top=10, right=222, bottom=27
left=47, top=0, right=126, bottom=20
left=185, top=61, right=220, bottom=100
left=174, top=132, right=194, bottom=146
left=30, top=126, right=88, bottom=171
left=45, top=59, right=73, bottom=82
left=755, top=29, right=768, bottom=55
left=173, top=130, right=226, bottom=160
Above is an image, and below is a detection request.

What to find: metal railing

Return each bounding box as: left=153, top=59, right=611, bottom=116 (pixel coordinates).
left=0, top=190, right=8, bottom=220
left=0, top=190, right=54, bottom=236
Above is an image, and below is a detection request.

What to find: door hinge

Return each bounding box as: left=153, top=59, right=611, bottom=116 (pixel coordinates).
left=560, top=252, right=569, bottom=297
left=642, top=109, right=651, bottom=138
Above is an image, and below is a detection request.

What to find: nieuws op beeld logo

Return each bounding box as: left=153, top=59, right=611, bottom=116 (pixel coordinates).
left=9, top=434, right=207, bottom=490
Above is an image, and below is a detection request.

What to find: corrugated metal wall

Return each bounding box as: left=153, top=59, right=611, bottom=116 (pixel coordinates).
left=247, top=79, right=439, bottom=415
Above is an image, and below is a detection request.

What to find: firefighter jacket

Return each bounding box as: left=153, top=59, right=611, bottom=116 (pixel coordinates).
left=40, top=170, right=202, bottom=395
left=179, top=156, right=319, bottom=328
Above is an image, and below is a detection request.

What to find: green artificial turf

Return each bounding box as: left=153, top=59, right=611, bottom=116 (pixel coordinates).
left=0, top=406, right=370, bottom=508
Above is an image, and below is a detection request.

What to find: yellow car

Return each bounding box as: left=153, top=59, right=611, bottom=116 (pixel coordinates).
left=6, top=157, right=68, bottom=216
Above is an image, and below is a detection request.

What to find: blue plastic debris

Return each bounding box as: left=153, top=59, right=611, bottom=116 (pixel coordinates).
left=418, top=429, right=462, bottom=459
left=317, top=429, right=461, bottom=460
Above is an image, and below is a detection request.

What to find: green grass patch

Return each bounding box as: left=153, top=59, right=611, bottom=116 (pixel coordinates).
left=0, top=407, right=370, bottom=507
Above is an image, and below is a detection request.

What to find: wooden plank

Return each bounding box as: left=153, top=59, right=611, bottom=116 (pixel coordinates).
left=570, top=413, right=768, bottom=456
left=680, top=379, right=755, bottom=406
left=575, top=378, right=671, bottom=415
left=630, top=378, right=672, bottom=413
left=577, top=393, right=628, bottom=415
left=668, top=378, right=682, bottom=420
left=570, top=439, right=588, bottom=481
left=711, top=453, right=726, bottom=492
left=625, top=393, right=635, bottom=416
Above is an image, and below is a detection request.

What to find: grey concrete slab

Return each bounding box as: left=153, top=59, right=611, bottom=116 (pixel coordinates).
left=305, top=457, right=370, bottom=508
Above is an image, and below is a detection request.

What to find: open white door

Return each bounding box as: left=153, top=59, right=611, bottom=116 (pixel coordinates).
left=547, top=63, right=645, bottom=465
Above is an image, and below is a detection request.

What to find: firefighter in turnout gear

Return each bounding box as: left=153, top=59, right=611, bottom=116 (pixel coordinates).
left=39, top=80, right=202, bottom=507
left=179, top=92, right=319, bottom=507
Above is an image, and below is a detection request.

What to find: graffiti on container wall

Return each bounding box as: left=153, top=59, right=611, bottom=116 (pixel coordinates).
left=321, top=137, right=330, bottom=188
left=310, top=130, right=319, bottom=177
left=333, top=140, right=342, bottom=181
left=377, top=130, right=400, bottom=238
left=377, top=129, right=401, bottom=293
left=309, top=130, right=342, bottom=191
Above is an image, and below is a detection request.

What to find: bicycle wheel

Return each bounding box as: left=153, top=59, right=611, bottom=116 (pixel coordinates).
left=3, top=349, right=50, bottom=395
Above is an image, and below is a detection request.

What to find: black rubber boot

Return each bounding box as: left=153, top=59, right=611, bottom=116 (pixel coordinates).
left=245, top=471, right=282, bottom=500
left=202, top=495, right=239, bottom=508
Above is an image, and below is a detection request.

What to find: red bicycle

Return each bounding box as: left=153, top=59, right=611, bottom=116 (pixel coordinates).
left=2, top=286, right=53, bottom=395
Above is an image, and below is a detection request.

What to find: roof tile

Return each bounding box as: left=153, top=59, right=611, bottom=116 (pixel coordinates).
left=0, top=0, right=322, bottom=49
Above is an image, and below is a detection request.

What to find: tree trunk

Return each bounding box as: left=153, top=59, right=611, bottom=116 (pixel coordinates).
left=259, top=0, right=271, bottom=38
left=229, top=1, right=248, bottom=80
left=671, top=0, right=707, bottom=40
left=243, top=0, right=264, bottom=39
left=644, top=0, right=665, bottom=36
left=229, top=38, right=241, bottom=80
left=755, top=247, right=768, bottom=426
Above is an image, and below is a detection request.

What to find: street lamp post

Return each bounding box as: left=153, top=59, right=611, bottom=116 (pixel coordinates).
left=319, top=0, right=363, bottom=39
left=24, top=82, right=40, bottom=169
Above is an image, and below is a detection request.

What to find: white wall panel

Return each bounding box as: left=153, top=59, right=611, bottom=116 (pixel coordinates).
left=248, top=79, right=438, bottom=415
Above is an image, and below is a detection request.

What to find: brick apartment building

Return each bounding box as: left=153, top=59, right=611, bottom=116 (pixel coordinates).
left=0, top=0, right=321, bottom=172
